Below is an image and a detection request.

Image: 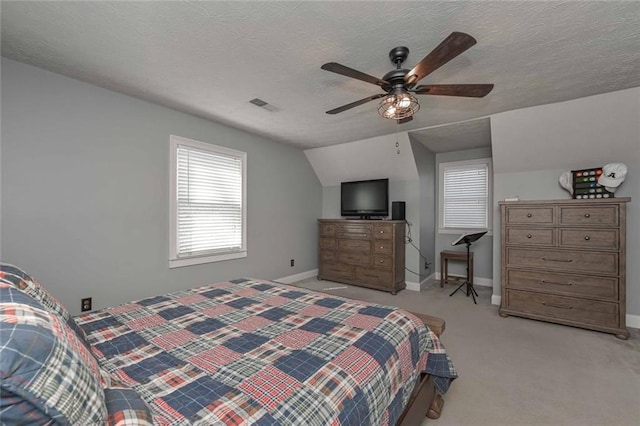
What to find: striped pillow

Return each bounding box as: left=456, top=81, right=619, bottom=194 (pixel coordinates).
left=0, top=263, right=89, bottom=347
left=0, top=283, right=107, bottom=424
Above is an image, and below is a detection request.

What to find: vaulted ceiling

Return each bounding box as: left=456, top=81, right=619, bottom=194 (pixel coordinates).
left=2, top=1, right=639, bottom=149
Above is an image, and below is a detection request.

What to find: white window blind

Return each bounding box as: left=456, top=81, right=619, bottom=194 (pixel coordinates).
left=442, top=161, right=490, bottom=229
left=170, top=136, right=246, bottom=267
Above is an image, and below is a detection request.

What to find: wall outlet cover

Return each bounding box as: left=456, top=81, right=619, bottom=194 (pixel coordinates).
left=81, top=297, right=92, bottom=312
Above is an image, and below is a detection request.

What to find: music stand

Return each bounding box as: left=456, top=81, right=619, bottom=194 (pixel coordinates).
left=449, top=231, right=488, bottom=304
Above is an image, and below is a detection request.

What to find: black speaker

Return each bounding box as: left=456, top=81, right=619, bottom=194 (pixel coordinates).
left=392, top=201, right=405, bottom=220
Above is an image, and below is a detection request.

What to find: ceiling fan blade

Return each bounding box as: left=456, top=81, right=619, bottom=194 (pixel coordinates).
left=413, top=84, right=494, bottom=97
left=326, top=94, right=387, bottom=114
left=397, top=116, right=413, bottom=124
left=321, top=62, right=389, bottom=87
left=404, top=32, right=477, bottom=86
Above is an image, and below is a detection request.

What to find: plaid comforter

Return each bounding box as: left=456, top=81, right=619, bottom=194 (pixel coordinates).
left=77, top=279, right=457, bottom=425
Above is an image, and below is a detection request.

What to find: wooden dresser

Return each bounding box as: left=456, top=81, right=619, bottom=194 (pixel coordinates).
left=318, top=219, right=406, bottom=294
left=499, top=198, right=630, bottom=339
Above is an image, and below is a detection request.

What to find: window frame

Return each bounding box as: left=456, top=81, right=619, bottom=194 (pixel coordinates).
left=438, top=157, right=493, bottom=235
left=169, top=135, right=247, bottom=268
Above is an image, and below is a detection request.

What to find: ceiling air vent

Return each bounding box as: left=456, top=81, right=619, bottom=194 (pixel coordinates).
left=249, top=98, right=267, bottom=107
left=249, top=98, right=280, bottom=112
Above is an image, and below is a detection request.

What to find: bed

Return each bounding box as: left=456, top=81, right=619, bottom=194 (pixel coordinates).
left=0, top=264, right=457, bottom=425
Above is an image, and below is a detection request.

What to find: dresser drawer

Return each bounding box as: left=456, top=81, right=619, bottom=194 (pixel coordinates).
left=559, top=229, right=618, bottom=250
left=321, top=262, right=354, bottom=281
left=320, top=238, right=336, bottom=249
left=559, top=206, right=618, bottom=226
left=373, top=223, right=394, bottom=240
left=506, top=247, right=618, bottom=275
left=373, top=241, right=393, bottom=255
left=338, top=224, right=372, bottom=239
left=338, top=251, right=371, bottom=267
left=506, top=269, right=618, bottom=300
left=505, top=228, right=554, bottom=246
left=373, top=255, right=393, bottom=270
left=320, top=250, right=335, bottom=263
left=505, top=290, right=618, bottom=328
left=506, top=207, right=553, bottom=224
left=320, top=223, right=337, bottom=237
left=355, top=267, right=393, bottom=286
left=338, top=239, right=371, bottom=252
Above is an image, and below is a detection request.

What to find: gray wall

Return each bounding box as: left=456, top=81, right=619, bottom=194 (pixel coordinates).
left=321, top=180, right=424, bottom=284
left=409, top=137, right=436, bottom=278
left=435, top=147, right=494, bottom=281
left=1, top=58, right=322, bottom=315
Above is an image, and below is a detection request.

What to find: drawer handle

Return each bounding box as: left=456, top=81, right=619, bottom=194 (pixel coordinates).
left=379, top=260, right=384, bottom=263
left=363, top=234, right=367, bottom=237
left=380, top=230, right=384, bottom=234
left=584, top=213, right=590, bottom=218
left=541, top=280, right=573, bottom=286
left=380, top=246, right=384, bottom=249
left=542, top=257, right=573, bottom=263
left=584, top=235, right=590, bottom=241
left=527, top=234, right=532, bottom=239
left=527, top=213, right=532, bottom=218
left=542, top=302, right=573, bottom=310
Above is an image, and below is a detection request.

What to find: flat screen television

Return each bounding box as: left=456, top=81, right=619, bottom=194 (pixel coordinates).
left=341, top=178, right=389, bottom=218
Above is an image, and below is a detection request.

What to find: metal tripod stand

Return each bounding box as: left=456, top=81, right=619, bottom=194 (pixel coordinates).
left=448, top=231, right=487, bottom=304
left=449, top=237, right=478, bottom=304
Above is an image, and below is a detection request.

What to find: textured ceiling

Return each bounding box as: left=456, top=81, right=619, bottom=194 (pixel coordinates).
left=2, top=1, right=640, bottom=149
left=409, top=118, right=491, bottom=153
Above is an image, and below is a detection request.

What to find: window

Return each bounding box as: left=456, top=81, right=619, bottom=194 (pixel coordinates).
left=169, top=135, right=246, bottom=268
left=439, top=158, right=492, bottom=233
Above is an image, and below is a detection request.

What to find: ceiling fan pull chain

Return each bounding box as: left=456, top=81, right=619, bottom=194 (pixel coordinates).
left=396, top=120, right=400, bottom=155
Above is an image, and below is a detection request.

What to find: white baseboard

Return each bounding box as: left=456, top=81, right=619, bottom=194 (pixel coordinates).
left=276, top=269, right=318, bottom=284
left=406, top=273, right=435, bottom=292
left=627, top=314, right=640, bottom=329
left=491, top=294, right=502, bottom=306
left=434, top=272, right=493, bottom=288
left=406, top=281, right=421, bottom=291
left=474, top=277, right=494, bottom=288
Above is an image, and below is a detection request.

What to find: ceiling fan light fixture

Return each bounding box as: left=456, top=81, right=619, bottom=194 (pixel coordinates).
left=322, top=33, right=492, bottom=119
left=378, top=91, right=420, bottom=120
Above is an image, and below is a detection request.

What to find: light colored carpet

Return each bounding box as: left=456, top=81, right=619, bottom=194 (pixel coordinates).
left=292, top=277, right=640, bottom=426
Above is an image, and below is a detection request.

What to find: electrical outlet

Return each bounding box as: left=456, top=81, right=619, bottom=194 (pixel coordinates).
left=81, top=297, right=92, bottom=312
left=290, top=259, right=295, bottom=267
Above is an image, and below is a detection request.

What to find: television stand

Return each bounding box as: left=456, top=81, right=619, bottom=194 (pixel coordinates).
left=318, top=219, right=406, bottom=294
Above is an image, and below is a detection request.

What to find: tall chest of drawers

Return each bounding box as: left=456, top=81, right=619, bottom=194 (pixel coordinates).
left=499, top=198, right=630, bottom=339
left=318, top=219, right=406, bottom=294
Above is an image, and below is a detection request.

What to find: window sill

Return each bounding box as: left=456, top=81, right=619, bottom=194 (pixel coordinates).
left=169, top=251, right=247, bottom=268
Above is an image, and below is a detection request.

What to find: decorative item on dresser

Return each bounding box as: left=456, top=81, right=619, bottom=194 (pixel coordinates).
left=499, top=198, right=630, bottom=339
left=318, top=219, right=406, bottom=294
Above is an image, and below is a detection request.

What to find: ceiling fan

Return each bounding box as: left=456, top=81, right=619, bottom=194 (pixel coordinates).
left=321, top=32, right=493, bottom=123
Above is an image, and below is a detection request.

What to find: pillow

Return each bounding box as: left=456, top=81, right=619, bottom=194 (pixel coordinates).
left=0, top=283, right=107, bottom=424
left=104, top=387, right=154, bottom=426
left=0, top=262, right=90, bottom=348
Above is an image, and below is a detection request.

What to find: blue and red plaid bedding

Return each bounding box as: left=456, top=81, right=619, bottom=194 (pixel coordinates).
left=77, top=278, right=457, bottom=425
